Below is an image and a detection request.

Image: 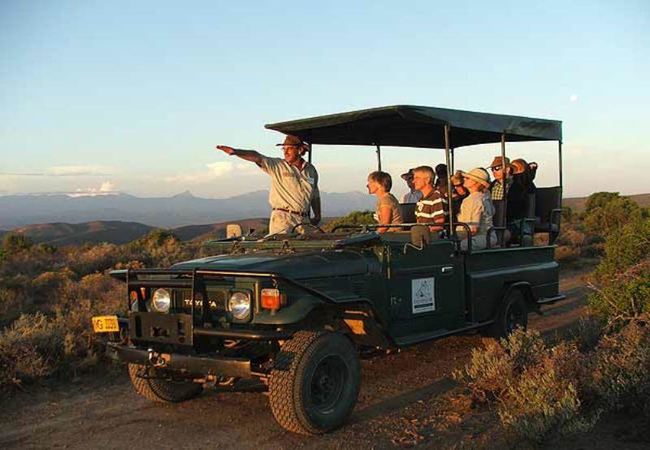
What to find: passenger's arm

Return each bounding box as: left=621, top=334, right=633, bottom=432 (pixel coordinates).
left=216, top=146, right=263, bottom=165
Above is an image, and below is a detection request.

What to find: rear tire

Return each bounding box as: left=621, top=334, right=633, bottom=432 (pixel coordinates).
left=269, top=331, right=360, bottom=435
left=490, top=289, right=528, bottom=339
left=128, top=363, right=203, bottom=403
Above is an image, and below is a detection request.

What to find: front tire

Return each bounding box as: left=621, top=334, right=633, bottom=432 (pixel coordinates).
left=269, top=331, right=361, bottom=435
left=128, top=363, right=203, bottom=403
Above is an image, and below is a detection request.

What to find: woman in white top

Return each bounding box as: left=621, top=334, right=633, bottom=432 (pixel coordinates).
left=456, top=168, right=496, bottom=250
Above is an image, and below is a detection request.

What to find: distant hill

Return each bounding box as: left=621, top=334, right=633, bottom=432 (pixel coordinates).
left=13, top=221, right=156, bottom=246
left=0, top=190, right=375, bottom=229
left=563, top=193, right=650, bottom=213
left=2, top=218, right=273, bottom=246
left=173, top=218, right=269, bottom=242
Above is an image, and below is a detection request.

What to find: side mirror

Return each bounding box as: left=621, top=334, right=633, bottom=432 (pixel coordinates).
left=411, top=225, right=430, bottom=247
left=226, top=224, right=243, bottom=239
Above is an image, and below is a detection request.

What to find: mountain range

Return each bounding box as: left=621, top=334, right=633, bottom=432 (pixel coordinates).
left=2, top=191, right=648, bottom=247
left=0, top=190, right=376, bottom=230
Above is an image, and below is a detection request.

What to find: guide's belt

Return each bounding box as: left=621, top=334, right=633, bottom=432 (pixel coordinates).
left=273, top=208, right=308, bottom=217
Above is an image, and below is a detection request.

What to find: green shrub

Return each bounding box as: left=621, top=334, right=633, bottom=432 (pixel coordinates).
left=590, top=318, right=650, bottom=415
left=0, top=313, right=64, bottom=390
left=325, top=210, right=376, bottom=232
left=588, top=219, right=650, bottom=322
left=453, top=328, right=545, bottom=402
left=456, top=330, right=597, bottom=444
left=583, top=196, right=643, bottom=238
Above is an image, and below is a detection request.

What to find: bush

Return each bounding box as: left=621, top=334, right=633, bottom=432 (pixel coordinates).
left=455, top=330, right=594, bottom=444
left=325, top=210, right=376, bottom=232
left=453, top=328, right=545, bottom=403
left=588, top=219, right=650, bottom=322
left=0, top=313, right=64, bottom=390
left=583, top=195, right=643, bottom=238
left=555, top=246, right=581, bottom=264
left=590, top=318, right=650, bottom=415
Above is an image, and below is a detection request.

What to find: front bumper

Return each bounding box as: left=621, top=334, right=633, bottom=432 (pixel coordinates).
left=107, top=342, right=252, bottom=378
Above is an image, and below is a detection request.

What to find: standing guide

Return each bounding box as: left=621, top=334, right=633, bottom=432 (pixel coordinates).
left=216, top=135, right=321, bottom=235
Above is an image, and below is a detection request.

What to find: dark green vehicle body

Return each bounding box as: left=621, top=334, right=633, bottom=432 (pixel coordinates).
left=114, top=233, right=561, bottom=347
left=100, top=105, right=564, bottom=434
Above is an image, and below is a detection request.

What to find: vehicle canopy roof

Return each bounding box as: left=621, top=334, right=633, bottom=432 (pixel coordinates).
left=265, top=105, right=562, bottom=149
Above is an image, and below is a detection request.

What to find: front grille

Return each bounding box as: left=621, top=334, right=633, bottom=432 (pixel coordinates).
left=173, top=288, right=228, bottom=314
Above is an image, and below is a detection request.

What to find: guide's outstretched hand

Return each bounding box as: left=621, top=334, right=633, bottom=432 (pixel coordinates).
left=216, top=145, right=235, bottom=155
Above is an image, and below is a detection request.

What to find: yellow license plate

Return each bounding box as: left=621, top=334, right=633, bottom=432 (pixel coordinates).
left=92, top=315, right=119, bottom=333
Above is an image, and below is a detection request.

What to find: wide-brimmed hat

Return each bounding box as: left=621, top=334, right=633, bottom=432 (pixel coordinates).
left=400, top=168, right=415, bottom=180
left=461, top=168, right=491, bottom=188
left=487, top=156, right=513, bottom=170
left=276, top=135, right=306, bottom=148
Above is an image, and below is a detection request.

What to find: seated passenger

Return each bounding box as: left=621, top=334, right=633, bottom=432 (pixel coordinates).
left=509, top=159, right=537, bottom=243
left=435, top=163, right=448, bottom=192
left=400, top=168, right=423, bottom=204
left=450, top=171, right=469, bottom=220
left=367, top=171, right=403, bottom=234
left=413, top=166, right=448, bottom=233
left=456, top=168, right=496, bottom=250
left=488, top=156, right=517, bottom=230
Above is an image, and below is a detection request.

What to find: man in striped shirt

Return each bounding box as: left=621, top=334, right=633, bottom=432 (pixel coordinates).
left=413, top=165, right=448, bottom=232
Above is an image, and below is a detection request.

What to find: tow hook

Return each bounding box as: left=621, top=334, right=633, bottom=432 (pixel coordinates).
left=147, top=348, right=169, bottom=367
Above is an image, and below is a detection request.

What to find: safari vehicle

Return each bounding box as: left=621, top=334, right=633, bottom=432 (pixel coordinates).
left=92, top=105, right=565, bottom=435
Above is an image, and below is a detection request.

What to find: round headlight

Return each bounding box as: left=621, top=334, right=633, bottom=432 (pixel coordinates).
left=152, top=288, right=171, bottom=313
left=228, top=292, right=251, bottom=320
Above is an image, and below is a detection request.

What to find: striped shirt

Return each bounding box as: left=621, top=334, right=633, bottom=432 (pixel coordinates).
left=416, top=189, right=448, bottom=224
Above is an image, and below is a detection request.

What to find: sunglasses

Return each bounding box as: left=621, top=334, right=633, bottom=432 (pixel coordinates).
left=491, top=166, right=502, bottom=172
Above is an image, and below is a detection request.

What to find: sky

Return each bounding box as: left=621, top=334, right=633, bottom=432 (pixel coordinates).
left=1, top=0, right=649, bottom=200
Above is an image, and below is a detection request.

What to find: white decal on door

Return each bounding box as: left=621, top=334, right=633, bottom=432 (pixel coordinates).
left=412, top=277, right=435, bottom=314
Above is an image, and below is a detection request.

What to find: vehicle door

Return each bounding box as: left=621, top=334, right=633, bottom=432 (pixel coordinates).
left=386, top=239, right=465, bottom=341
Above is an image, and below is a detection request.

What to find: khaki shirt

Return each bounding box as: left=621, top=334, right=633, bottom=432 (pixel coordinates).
left=456, top=192, right=494, bottom=236
left=259, top=156, right=319, bottom=213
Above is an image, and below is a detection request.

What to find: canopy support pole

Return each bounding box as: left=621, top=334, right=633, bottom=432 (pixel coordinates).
left=450, top=148, right=455, bottom=174
left=375, top=144, right=382, bottom=171
left=308, top=143, right=312, bottom=164
left=558, top=140, right=563, bottom=198
left=444, top=125, right=454, bottom=237
left=500, top=133, right=508, bottom=245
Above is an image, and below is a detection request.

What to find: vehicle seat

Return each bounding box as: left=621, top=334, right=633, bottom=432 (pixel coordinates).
left=400, top=203, right=417, bottom=223
left=534, top=186, right=562, bottom=243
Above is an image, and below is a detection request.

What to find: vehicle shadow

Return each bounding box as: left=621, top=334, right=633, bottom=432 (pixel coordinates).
left=349, top=377, right=456, bottom=425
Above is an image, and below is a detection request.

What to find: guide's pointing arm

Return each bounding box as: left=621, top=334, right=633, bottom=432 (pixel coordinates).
left=216, top=146, right=263, bottom=165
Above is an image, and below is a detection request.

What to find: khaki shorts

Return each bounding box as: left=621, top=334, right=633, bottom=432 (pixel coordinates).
left=269, top=210, right=308, bottom=235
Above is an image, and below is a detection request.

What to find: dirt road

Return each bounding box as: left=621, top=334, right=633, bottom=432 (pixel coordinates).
left=0, top=269, right=590, bottom=450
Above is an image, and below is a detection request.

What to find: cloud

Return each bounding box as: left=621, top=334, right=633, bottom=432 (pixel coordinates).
left=161, top=160, right=258, bottom=184
left=207, top=161, right=235, bottom=177
left=570, top=94, right=578, bottom=102
left=0, top=165, right=112, bottom=177
left=100, top=181, right=115, bottom=192
left=67, top=180, right=118, bottom=197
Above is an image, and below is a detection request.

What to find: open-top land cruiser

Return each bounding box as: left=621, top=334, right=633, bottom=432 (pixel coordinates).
left=92, top=105, right=565, bottom=434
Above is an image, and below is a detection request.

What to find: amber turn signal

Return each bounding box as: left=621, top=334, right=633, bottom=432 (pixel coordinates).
left=261, top=288, right=286, bottom=310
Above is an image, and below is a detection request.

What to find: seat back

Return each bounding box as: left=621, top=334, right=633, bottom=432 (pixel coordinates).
left=401, top=203, right=417, bottom=223
left=534, top=186, right=562, bottom=239
left=525, top=192, right=536, bottom=219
